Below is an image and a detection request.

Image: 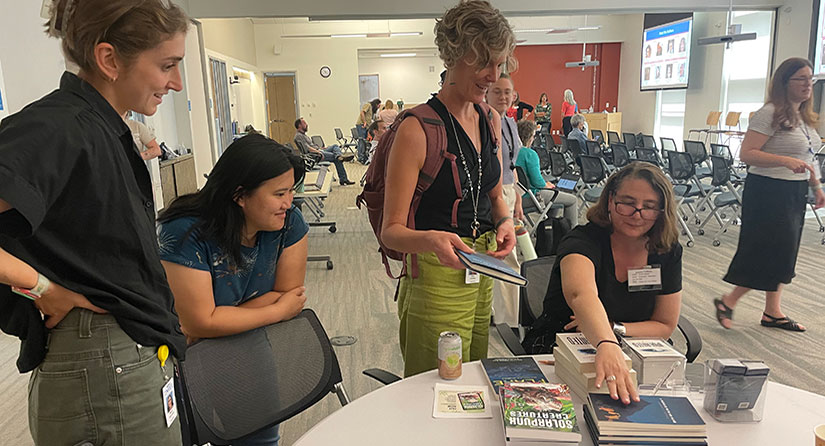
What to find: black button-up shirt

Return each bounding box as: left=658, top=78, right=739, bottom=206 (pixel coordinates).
left=0, top=72, right=185, bottom=372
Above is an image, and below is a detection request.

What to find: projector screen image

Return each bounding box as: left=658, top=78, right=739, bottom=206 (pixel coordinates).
left=814, top=0, right=825, bottom=76
left=641, top=18, right=692, bottom=90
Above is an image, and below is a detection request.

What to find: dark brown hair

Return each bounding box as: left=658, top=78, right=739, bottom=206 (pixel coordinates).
left=586, top=162, right=680, bottom=254
left=767, top=57, right=818, bottom=130
left=46, top=0, right=189, bottom=75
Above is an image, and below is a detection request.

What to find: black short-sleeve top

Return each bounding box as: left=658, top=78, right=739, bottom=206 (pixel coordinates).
left=0, top=72, right=185, bottom=371
left=540, top=222, right=683, bottom=338
left=414, top=96, right=501, bottom=238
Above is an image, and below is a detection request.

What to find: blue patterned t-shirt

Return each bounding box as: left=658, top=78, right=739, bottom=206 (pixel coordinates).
left=157, top=206, right=309, bottom=307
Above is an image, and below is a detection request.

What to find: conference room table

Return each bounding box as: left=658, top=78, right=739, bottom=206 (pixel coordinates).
left=294, top=354, right=825, bottom=445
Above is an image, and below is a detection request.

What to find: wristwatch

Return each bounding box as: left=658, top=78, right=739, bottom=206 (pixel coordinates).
left=612, top=321, right=626, bottom=337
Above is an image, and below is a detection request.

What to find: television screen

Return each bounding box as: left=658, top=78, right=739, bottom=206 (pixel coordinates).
left=814, top=1, right=825, bottom=76
left=640, top=17, right=693, bottom=90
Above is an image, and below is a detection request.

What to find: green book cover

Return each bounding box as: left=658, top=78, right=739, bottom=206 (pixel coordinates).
left=500, top=382, right=582, bottom=443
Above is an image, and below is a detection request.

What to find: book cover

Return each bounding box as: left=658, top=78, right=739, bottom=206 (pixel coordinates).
left=455, top=250, right=528, bottom=286
left=623, top=338, right=684, bottom=359
left=481, top=357, right=548, bottom=394
left=432, top=383, right=493, bottom=419
left=555, top=333, right=632, bottom=374
left=501, top=383, right=582, bottom=443
left=582, top=405, right=707, bottom=445
left=588, top=393, right=705, bottom=433
left=555, top=350, right=637, bottom=394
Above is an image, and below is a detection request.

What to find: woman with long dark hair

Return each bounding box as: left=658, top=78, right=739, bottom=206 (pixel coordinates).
left=716, top=57, right=824, bottom=332
left=158, top=134, right=309, bottom=445
left=535, top=92, right=551, bottom=130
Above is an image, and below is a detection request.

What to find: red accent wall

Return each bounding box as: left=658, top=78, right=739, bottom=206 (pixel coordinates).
left=510, top=43, right=622, bottom=133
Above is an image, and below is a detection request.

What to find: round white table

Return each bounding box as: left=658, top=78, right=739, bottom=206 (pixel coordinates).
left=294, top=355, right=825, bottom=445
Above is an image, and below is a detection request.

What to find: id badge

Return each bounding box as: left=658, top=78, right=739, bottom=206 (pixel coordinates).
left=627, top=265, right=662, bottom=292
left=465, top=269, right=480, bottom=284
left=162, top=377, right=178, bottom=427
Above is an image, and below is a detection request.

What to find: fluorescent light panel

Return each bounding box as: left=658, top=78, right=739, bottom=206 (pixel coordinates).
left=232, top=67, right=253, bottom=75
left=380, top=53, right=417, bottom=58
left=390, top=32, right=423, bottom=37
left=331, top=33, right=367, bottom=38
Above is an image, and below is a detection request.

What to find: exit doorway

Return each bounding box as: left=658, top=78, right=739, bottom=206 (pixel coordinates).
left=264, top=73, right=299, bottom=144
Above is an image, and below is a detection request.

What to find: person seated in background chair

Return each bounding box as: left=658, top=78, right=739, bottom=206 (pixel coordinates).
left=365, top=119, right=388, bottom=165
left=514, top=119, right=579, bottom=228
left=568, top=113, right=589, bottom=151
left=158, top=134, right=309, bottom=446
left=522, top=162, right=683, bottom=406
left=294, top=118, right=355, bottom=185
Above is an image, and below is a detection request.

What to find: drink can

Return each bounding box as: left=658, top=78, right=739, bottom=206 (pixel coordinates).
left=438, top=331, right=462, bottom=380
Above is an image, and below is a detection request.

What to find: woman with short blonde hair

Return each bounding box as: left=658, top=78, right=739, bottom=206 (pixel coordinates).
left=379, top=98, right=398, bottom=125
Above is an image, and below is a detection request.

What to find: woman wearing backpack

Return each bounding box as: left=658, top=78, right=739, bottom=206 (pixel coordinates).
left=381, top=0, right=517, bottom=377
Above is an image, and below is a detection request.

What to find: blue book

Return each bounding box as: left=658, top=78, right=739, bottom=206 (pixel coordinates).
left=481, top=357, right=547, bottom=394
left=587, top=393, right=705, bottom=436
left=455, top=250, right=528, bottom=286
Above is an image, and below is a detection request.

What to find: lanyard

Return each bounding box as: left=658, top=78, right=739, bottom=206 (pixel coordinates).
left=501, top=118, right=515, bottom=169
left=801, top=123, right=815, bottom=156
left=448, top=114, right=483, bottom=239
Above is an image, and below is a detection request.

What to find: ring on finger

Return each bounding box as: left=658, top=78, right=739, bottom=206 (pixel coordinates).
left=606, top=375, right=617, bottom=382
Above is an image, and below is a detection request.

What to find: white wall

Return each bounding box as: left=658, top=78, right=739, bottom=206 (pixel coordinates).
left=200, top=18, right=259, bottom=66
left=616, top=14, right=656, bottom=134
left=358, top=55, right=442, bottom=106
left=682, top=12, right=728, bottom=141
left=0, top=0, right=65, bottom=116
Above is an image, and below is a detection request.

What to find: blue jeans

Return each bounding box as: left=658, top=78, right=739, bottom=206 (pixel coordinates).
left=319, top=144, right=349, bottom=183
left=232, top=424, right=280, bottom=446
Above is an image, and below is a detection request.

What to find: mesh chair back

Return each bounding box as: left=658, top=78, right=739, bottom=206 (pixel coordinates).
left=549, top=151, right=567, bottom=177
left=293, top=137, right=311, bottom=155
left=710, top=143, right=732, bottom=160
left=334, top=128, right=345, bottom=140
left=607, top=131, right=621, bottom=145
left=535, top=146, right=552, bottom=172
left=585, top=140, right=602, bottom=157
left=519, top=256, right=556, bottom=325
left=591, top=129, right=605, bottom=144
left=635, top=147, right=660, bottom=165
left=350, top=127, right=359, bottom=139
left=567, top=138, right=584, bottom=158
left=816, top=153, right=825, bottom=181
left=667, top=151, right=695, bottom=180
left=311, top=135, right=325, bottom=148
left=179, top=309, right=343, bottom=444
left=580, top=155, right=607, bottom=184
left=660, top=137, right=677, bottom=152
left=515, top=166, right=542, bottom=206
left=611, top=143, right=631, bottom=168
left=559, top=136, right=569, bottom=153
left=622, top=132, right=636, bottom=147
left=709, top=155, right=731, bottom=187
left=641, top=134, right=657, bottom=149
left=683, top=140, right=708, bottom=164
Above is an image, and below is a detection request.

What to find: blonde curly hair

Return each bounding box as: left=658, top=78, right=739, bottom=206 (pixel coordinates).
left=434, top=0, right=517, bottom=72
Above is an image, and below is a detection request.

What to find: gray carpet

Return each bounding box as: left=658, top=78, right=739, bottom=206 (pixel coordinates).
left=1, top=162, right=823, bottom=446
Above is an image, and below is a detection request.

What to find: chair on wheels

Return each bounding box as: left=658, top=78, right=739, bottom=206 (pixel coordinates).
left=495, top=255, right=556, bottom=356
left=177, top=309, right=350, bottom=446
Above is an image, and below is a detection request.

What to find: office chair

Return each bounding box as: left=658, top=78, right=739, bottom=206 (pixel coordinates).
left=548, top=151, right=569, bottom=179
left=311, top=135, right=325, bottom=149
left=178, top=309, right=350, bottom=446
left=635, top=147, right=664, bottom=167
left=578, top=155, right=608, bottom=211
left=702, top=155, right=744, bottom=246
left=611, top=143, right=632, bottom=169
left=515, top=166, right=560, bottom=236
left=641, top=134, right=657, bottom=149
left=607, top=131, right=621, bottom=145
left=585, top=140, right=603, bottom=157
left=667, top=151, right=698, bottom=247
left=590, top=129, right=605, bottom=145
left=334, top=127, right=357, bottom=154
left=622, top=132, right=637, bottom=148
left=534, top=145, right=552, bottom=174
left=660, top=137, right=678, bottom=152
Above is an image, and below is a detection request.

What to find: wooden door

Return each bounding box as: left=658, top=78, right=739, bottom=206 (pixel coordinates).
left=265, top=75, right=298, bottom=144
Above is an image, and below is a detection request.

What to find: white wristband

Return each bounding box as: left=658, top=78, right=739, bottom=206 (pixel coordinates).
left=30, top=273, right=51, bottom=297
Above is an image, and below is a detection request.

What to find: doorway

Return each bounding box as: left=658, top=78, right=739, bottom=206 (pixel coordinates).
left=358, top=74, right=379, bottom=107
left=208, top=57, right=233, bottom=155
left=264, top=73, right=299, bottom=144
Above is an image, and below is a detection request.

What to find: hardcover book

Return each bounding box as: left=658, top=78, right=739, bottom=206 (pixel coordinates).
left=481, top=357, right=548, bottom=394
left=500, top=382, right=582, bottom=443
left=455, top=250, right=528, bottom=286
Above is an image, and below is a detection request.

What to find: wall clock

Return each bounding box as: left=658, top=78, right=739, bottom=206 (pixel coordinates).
left=320, top=66, right=331, bottom=78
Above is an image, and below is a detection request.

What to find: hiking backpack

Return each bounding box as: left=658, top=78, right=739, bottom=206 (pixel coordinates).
left=355, top=102, right=498, bottom=279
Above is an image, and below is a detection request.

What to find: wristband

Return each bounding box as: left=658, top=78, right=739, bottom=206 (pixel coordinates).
left=495, top=216, right=513, bottom=229
left=596, top=339, right=621, bottom=349
left=811, top=182, right=822, bottom=190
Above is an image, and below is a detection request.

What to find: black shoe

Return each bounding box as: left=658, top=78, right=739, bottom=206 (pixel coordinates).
left=337, top=154, right=355, bottom=162
left=340, top=180, right=356, bottom=186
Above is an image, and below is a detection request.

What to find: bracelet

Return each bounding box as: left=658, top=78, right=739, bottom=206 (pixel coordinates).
left=596, top=339, right=621, bottom=349
left=494, top=216, right=513, bottom=229
left=30, top=273, right=51, bottom=297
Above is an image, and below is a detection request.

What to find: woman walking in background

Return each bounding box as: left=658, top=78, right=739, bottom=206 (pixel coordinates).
left=715, top=57, right=825, bottom=332
left=561, top=89, right=578, bottom=136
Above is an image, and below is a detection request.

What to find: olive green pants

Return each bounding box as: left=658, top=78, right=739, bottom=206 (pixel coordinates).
left=28, top=309, right=180, bottom=446
left=398, top=231, right=496, bottom=377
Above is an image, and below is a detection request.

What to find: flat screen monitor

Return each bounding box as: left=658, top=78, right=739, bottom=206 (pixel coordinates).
left=814, top=0, right=825, bottom=76
left=640, top=17, right=693, bottom=90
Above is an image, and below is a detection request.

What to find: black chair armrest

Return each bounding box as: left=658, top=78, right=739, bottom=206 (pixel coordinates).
left=362, top=368, right=402, bottom=385
left=677, top=315, right=702, bottom=363
left=495, top=323, right=527, bottom=356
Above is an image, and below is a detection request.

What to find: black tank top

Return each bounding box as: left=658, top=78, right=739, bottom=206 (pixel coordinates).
left=415, top=96, right=501, bottom=238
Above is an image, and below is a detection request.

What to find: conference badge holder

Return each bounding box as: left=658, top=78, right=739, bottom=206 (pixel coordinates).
left=627, top=265, right=662, bottom=292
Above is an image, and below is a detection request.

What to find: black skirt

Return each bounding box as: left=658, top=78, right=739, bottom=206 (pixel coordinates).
left=723, top=173, right=808, bottom=291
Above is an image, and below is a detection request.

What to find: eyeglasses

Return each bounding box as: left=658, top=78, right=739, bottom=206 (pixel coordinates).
left=614, top=201, right=662, bottom=220
left=789, top=76, right=815, bottom=84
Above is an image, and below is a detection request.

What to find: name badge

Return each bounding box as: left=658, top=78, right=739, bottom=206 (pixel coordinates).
left=627, top=265, right=662, bottom=292
left=162, top=377, right=178, bottom=428
left=465, top=269, right=480, bottom=284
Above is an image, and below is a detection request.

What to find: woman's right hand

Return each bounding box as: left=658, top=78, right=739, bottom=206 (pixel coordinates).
left=273, top=286, right=306, bottom=320
left=36, top=281, right=107, bottom=329
left=784, top=157, right=813, bottom=174
left=426, top=230, right=474, bottom=270
left=594, top=342, right=639, bottom=405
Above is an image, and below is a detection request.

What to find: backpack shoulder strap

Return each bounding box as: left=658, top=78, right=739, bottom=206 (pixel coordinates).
left=478, top=101, right=499, bottom=149
left=401, top=104, right=449, bottom=188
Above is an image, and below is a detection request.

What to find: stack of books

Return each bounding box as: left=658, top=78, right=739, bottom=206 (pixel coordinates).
left=622, top=338, right=686, bottom=386
left=499, top=382, right=582, bottom=446
left=583, top=393, right=707, bottom=445
left=481, top=357, right=549, bottom=394
left=552, top=333, right=637, bottom=400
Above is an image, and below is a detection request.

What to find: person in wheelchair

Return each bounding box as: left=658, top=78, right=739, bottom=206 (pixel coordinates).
left=158, top=134, right=309, bottom=445
left=522, top=162, right=683, bottom=405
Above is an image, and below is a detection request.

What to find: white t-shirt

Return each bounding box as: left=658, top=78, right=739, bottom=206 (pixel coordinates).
left=747, top=103, right=820, bottom=181
left=124, top=118, right=155, bottom=152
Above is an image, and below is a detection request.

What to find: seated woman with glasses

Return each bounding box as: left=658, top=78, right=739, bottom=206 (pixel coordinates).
left=522, top=162, right=682, bottom=405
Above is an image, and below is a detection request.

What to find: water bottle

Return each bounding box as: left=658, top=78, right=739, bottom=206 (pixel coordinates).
left=515, top=220, right=537, bottom=261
